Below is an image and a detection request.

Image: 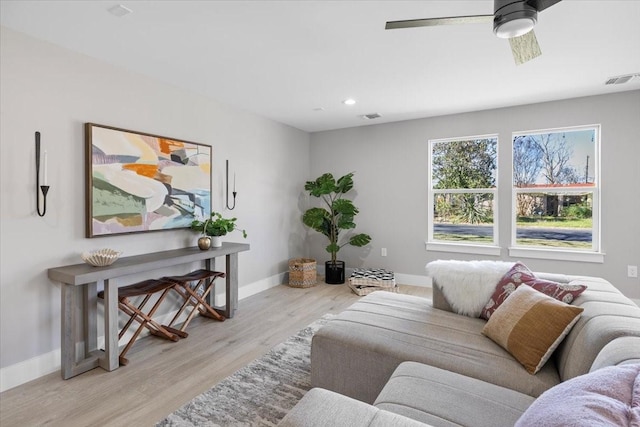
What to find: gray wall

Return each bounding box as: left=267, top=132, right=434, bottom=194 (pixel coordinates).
left=309, top=91, right=640, bottom=299
left=0, top=28, right=310, bottom=376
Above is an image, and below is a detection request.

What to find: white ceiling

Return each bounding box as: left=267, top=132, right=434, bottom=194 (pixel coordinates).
left=1, top=0, right=639, bottom=132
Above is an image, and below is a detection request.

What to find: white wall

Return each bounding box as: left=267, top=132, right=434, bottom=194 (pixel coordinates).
left=0, top=27, right=310, bottom=388
left=309, top=91, right=640, bottom=299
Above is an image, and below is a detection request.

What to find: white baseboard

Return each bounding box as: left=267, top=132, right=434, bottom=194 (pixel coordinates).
left=0, top=348, right=62, bottom=393
left=395, top=273, right=432, bottom=288
left=0, top=272, right=284, bottom=393
left=215, top=271, right=284, bottom=307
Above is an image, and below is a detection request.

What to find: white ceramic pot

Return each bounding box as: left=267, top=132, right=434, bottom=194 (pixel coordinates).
left=212, top=236, right=223, bottom=248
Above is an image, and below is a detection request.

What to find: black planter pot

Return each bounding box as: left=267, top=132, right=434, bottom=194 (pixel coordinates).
left=325, top=260, right=345, bottom=285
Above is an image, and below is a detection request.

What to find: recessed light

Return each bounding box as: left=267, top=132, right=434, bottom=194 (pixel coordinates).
left=108, top=4, right=133, bottom=17
left=342, top=99, right=356, bottom=106
left=313, top=107, right=325, bottom=112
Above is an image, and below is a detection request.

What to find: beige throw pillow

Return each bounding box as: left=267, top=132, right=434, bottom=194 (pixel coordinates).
left=482, top=284, right=584, bottom=374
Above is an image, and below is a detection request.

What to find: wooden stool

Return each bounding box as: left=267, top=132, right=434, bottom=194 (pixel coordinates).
left=162, top=269, right=226, bottom=337
left=97, top=278, right=182, bottom=366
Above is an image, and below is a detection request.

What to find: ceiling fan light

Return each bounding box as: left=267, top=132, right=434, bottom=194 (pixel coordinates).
left=495, top=17, right=536, bottom=39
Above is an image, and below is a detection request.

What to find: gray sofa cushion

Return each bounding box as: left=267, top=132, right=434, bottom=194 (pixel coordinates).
left=311, top=291, right=560, bottom=404
left=374, top=362, right=535, bottom=427
left=278, top=388, right=428, bottom=427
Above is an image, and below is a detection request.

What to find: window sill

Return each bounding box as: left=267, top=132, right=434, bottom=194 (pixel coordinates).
left=508, top=247, right=605, bottom=263
left=426, top=242, right=501, bottom=257
left=425, top=242, right=605, bottom=263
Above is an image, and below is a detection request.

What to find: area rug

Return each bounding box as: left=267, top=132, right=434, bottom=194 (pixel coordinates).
left=156, top=314, right=334, bottom=427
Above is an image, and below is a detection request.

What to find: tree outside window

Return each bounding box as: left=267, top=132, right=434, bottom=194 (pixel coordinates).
left=428, top=136, right=498, bottom=246
left=512, top=126, right=599, bottom=251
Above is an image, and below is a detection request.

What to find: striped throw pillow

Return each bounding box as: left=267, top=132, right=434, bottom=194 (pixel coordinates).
left=482, top=284, right=584, bottom=374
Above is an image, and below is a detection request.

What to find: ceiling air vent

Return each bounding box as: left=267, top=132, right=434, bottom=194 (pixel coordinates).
left=605, top=73, right=640, bottom=85
left=108, top=4, right=132, bottom=17
left=361, top=113, right=382, bottom=120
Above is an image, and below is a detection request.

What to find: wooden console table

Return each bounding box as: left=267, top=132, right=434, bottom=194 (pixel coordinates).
left=48, top=242, right=250, bottom=379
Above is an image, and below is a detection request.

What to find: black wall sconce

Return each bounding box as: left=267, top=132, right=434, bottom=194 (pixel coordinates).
left=35, top=131, right=50, bottom=217
left=225, top=159, right=237, bottom=210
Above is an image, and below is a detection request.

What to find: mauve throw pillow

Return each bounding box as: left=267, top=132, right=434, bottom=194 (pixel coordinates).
left=480, top=262, right=587, bottom=320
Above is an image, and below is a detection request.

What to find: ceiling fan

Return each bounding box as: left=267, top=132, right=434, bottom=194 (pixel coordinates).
left=385, top=0, right=562, bottom=65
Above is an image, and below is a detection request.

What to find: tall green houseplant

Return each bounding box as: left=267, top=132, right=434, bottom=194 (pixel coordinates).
left=303, top=172, right=371, bottom=284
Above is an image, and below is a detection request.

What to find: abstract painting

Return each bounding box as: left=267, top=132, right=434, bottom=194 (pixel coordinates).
left=85, top=123, right=211, bottom=237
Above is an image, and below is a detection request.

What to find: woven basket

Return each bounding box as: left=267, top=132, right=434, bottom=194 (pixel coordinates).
left=347, top=281, right=399, bottom=296
left=347, top=268, right=397, bottom=296
left=288, top=258, right=317, bottom=288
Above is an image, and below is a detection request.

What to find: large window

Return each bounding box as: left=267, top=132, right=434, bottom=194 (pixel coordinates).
left=511, top=125, right=600, bottom=259
left=428, top=135, right=498, bottom=253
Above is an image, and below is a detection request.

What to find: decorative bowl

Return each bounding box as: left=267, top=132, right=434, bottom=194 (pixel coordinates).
left=81, top=248, right=122, bottom=267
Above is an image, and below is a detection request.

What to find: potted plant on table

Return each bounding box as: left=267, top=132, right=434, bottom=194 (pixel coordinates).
left=302, top=172, right=372, bottom=284
left=191, top=212, right=247, bottom=249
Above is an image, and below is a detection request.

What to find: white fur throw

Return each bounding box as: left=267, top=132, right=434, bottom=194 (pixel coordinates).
left=426, top=260, right=515, bottom=317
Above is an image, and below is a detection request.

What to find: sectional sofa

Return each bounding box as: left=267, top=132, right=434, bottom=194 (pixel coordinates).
left=279, top=262, right=640, bottom=426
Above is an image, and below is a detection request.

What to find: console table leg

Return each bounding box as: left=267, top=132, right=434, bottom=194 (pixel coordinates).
left=83, top=282, right=97, bottom=356
left=61, top=283, right=76, bottom=380
left=206, top=258, right=216, bottom=309
left=99, top=278, right=119, bottom=371
left=60, top=282, right=101, bottom=379
left=226, top=253, right=238, bottom=318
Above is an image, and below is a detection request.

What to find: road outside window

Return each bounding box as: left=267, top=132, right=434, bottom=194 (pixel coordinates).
left=512, top=125, right=600, bottom=252
left=428, top=135, right=498, bottom=248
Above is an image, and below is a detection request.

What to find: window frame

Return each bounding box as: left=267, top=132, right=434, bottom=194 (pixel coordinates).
left=508, top=124, right=603, bottom=263
left=426, top=134, right=500, bottom=256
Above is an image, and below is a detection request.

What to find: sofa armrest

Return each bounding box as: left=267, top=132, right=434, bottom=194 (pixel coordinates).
left=590, top=336, right=640, bottom=372
left=432, top=284, right=454, bottom=313
left=278, top=388, right=429, bottom=427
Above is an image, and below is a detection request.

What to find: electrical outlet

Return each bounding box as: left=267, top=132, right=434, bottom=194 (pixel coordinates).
left=381, top=248, right=387, bottom=257
left=628, top=265, right=638, bottom=278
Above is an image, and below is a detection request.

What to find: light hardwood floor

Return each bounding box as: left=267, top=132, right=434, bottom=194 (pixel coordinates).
left=0, top=282, right=431, bottom=427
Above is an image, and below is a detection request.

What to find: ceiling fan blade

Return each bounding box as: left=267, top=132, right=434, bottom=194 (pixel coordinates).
left=526, top=0, right=562, bottom=12
left=509, top=30, right=542, bottom=65
left=385, top=15, right=492, bottom=30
